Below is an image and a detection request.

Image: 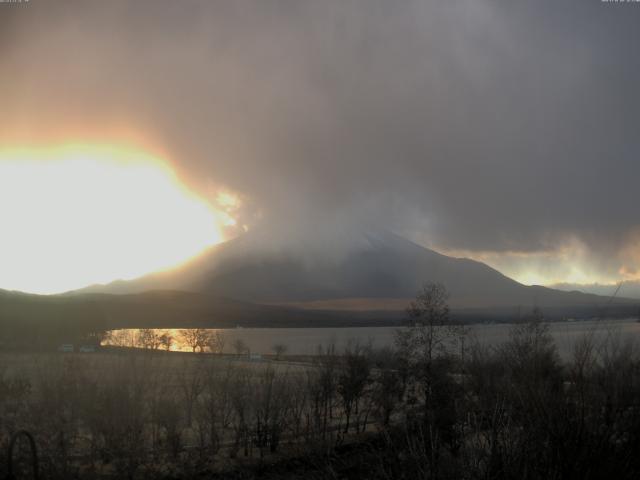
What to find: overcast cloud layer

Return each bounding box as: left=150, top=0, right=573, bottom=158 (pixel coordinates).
left=1, top=0, right=639, bottom=284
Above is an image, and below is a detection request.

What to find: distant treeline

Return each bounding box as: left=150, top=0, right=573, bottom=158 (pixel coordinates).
left=1, top=288, right=638, bottom=352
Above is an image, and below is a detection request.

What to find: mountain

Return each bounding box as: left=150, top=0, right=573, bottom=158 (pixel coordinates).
left=74, top=230, right=636, bottom=314
left=552, top=281, right=640, bottom=301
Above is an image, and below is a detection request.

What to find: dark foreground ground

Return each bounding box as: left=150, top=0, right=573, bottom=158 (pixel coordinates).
left=5, top=316, right=640, bottom=479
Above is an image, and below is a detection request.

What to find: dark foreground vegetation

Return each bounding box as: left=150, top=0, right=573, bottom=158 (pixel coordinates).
left=2, top=284, right=640, bottom=479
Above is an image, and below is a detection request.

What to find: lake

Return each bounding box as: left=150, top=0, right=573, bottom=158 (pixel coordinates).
left=105, top=318, right=640, bottom=359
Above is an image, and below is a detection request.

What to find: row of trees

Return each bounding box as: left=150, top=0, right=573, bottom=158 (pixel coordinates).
left=106, top=329, right=289, bottom=358
left=106, top=329, right=226, bottom=353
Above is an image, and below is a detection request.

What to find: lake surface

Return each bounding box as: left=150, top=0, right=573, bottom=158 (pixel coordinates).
left=106, top=318, right=640, bottom=359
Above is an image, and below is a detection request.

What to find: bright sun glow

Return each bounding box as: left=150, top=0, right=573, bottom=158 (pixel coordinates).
left=0, top=144, right=225, bottom=294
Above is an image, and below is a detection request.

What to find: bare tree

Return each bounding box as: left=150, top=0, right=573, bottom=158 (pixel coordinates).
left=138, top=329, right=162, bottom=350
left=177, top=358, right=205, bottom=427
left=253, top=366, right=290, bottom=456
left=287, top=374, right=310, bottom=440
left=233, top=338, right=249, bottom=357
left=308, top=343, right=338, bottom=441
left=152, top=392, right=184, bottom=458
left=395, top=282, right=467, bottom=449
left=372, top=366, right=402, bottom=427
left=272, top=343, right=287, bottom=360
left=337, top=342, right=371, bottom=433
left=179, top=329, right=210, bottom=353
left=195, top=360, right=234, bottom=455
left=207, top=330, right=227, bottom=354
left=396, top=282, right=466, bottom=366
left=158, top=331, right=173, bottom=351
left=105, top=329, right=138, bottom=348
left=229, top=367, right=253, bottom=458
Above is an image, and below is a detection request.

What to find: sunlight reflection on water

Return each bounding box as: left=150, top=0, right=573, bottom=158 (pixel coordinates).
left=103, top=319, right=640, bottom=359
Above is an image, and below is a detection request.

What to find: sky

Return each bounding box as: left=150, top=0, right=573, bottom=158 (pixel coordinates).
left=1, top=0, right=640, bottom=292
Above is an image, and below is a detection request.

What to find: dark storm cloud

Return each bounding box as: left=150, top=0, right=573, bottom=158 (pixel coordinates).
left=1, top=0, right=640, bottom=277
